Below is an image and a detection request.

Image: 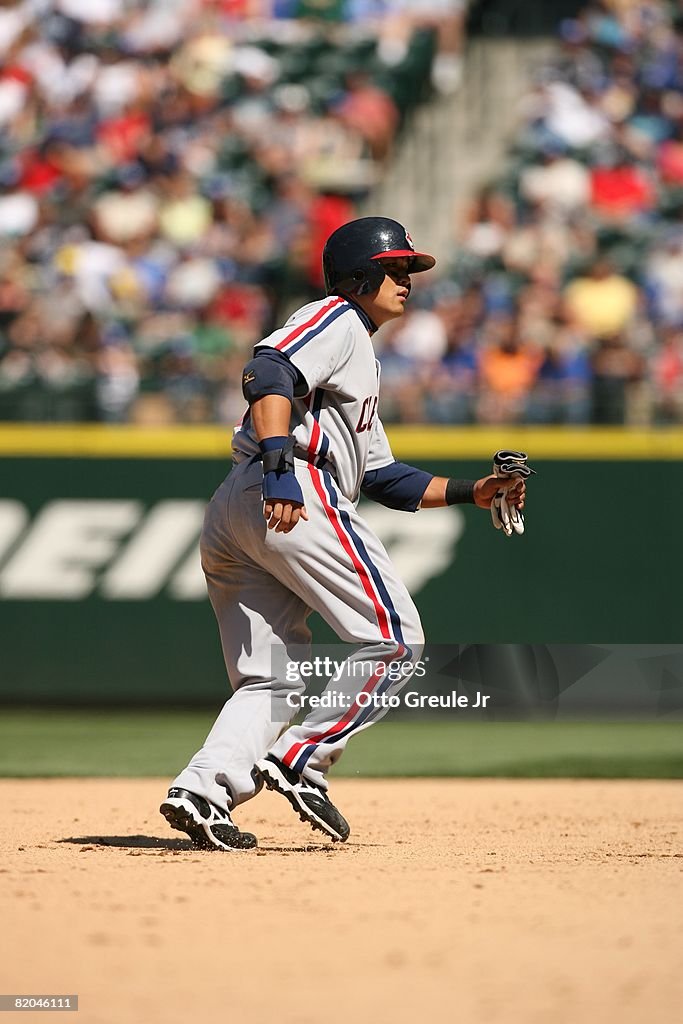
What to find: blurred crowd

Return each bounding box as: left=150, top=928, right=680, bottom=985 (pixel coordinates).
left=2, top=0, right=682, bottom=427
left=0, top=0, right=459, bottom=423
left=379, top=0, right=683, bottom=426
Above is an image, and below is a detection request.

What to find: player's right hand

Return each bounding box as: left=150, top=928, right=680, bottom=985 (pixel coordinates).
left=263, top=498, right=309, bottom=533
left=259, top=435, right=309, bottom=531
left=262, top=467, right=309, bottom=532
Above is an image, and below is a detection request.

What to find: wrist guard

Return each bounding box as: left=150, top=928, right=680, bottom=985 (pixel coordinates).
left=259, top=435, right=295, bottom=475
left=445, top=479, right=476, bottom=505
left=259, top=436, right=304, bottom=506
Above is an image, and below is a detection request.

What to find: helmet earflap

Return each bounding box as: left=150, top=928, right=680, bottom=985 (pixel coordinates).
left=351, top=262, right=386, bottom=295
left=323, top=254, right=385, bottom=296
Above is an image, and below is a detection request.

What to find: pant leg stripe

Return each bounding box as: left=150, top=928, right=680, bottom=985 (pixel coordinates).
left=307, top=466, right=392, bottom=641
left=287, top=647, right=406, bottom=773
left=321, top=470, right=406, bottom=647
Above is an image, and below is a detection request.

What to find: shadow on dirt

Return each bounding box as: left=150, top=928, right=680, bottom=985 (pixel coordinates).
left=58, top=835, right=349, bottom=853
left=59, top=835, right=191, bottom=850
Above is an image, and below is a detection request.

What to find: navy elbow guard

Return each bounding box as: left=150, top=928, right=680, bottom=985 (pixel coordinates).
left=242, top=349, right=302, bottom=404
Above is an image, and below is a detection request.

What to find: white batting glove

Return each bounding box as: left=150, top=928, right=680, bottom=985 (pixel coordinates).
left=491, top=450, right=535, bottom=538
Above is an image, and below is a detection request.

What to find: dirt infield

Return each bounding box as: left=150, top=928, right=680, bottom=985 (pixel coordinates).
left=2, top=779, right=681, bottom=1024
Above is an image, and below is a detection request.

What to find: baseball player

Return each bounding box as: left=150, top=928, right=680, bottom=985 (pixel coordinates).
left=160, top=217, right=528, bottom=851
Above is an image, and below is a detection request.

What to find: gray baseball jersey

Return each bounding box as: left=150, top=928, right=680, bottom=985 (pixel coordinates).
left=172, top=296, right=425, bottom=811
left=232, top=296, right=395, bottom=501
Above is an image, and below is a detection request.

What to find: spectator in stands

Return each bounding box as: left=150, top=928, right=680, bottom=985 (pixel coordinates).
left=589, top=143, right=656, bottom=221
left=476, top=313, right=542, bottom=424
left=375, top=326, right=424, bottom=423
left=651, top=325, right=683, bottom=423
left=461, top=186, right=516, bottom=261
left=563, top=258, right=639, bottom=340
left=591, top=332, right=646, bottom=424
left=519, top=143, right=590, bottom=215
left=332, top=70, right=400, bottom=163
left=644, top=231, right=683, bottom=326
left=526, top=320, right=593, bottom=425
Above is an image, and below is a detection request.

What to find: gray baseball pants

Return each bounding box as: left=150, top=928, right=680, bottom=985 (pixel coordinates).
left=172, top=456, right=424, bottom=811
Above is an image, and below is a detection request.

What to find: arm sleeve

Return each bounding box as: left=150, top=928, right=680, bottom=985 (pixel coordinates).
left=362, top=417, right=433, bottom=512
left=241, top=348, right=308, bottom=404
left=361, top=462, right=434, bottom=513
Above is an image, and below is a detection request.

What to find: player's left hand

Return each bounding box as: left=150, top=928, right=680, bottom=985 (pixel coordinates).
left=473, top=474, right=526, bottom=511
left=487, top=450, right=536, bottom=537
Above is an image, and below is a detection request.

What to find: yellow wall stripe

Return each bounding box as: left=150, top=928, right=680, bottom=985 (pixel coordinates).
left=0, top=424, right=681, bottom=459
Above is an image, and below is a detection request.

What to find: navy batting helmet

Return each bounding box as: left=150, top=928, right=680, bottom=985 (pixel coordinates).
left=322, top=217, right=436, bottom=296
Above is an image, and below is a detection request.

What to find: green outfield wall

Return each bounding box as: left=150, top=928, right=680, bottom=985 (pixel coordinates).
left=0, top=426, right=679, bottom=705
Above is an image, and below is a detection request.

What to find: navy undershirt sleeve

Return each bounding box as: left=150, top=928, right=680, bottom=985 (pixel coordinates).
left=361, top=461, right=433, bottom=513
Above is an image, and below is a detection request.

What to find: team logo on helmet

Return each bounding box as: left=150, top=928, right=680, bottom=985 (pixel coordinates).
left=404, top=231, right=416, bottom=251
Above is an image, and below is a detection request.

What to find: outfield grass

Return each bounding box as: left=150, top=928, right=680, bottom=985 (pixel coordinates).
left=0, top=711, right=681, bottom=778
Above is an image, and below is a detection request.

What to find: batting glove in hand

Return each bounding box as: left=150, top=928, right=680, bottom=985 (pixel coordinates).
left=490, top=449, right=536, bottom=538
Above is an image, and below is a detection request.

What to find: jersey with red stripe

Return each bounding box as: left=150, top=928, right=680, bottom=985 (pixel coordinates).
left=232, top=296, right=394, bottom=501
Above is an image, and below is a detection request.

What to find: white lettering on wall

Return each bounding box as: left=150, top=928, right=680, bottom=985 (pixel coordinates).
left=102, top=501, right=206, bottom=599
left=0, top=501, right=141, bottom=599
